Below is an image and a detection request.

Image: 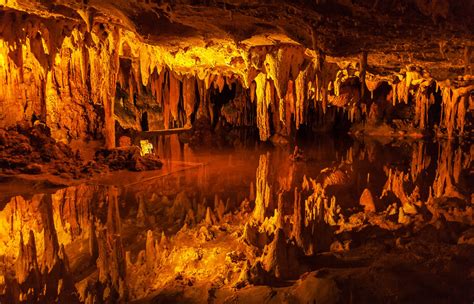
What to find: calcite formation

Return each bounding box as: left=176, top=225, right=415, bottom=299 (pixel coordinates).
left=0, top=1, right=473, bottom=303
left=0, top=1, right=472, bottom=144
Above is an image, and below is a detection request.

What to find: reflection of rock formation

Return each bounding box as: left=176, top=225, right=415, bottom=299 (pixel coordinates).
left=253, top=153, right=271, bottom=223
left=0, top=139, right=472, bottom=302
left=433, top=142, right=469, bottom=199
left=9, top=194, right=79, bottom=303
left=94, top=187, right=127, bottom=302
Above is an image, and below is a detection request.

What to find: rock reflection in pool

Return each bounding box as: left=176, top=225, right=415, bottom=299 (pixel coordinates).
left=0, top=136, right=472, bottom=303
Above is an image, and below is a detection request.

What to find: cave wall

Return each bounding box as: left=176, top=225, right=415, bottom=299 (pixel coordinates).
left=0, top=2, right=473, bottom=145
left=0, top=11, right=120, bottom=146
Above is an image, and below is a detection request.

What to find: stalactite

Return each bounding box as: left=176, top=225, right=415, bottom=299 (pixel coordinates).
left=391, top=82, right=398, bottom=106
left=215, top=74, right=225, bottom=93
left=265, top=79, right=274, bottom=113
left=250, top=81, right=256, bottom=103
left=163, top=71, right=171, bottom=129
left=263, top=47, right=305, bottom=103
left=440, top=84, right=473, bottom=137
left=292, top=187, right=304, bottom=248
left=255, top=73, right=271, bottom=141
left=182, top=76, right=196, bottom=127
left=395, top=78, right=409, bottom=104
left=196, top=78, right=209, bottom=119
left=314, top=49, right=325, bottom=104
left=365, top=79, right=380, bottom=100
left=360, top=52, right=367, bottom=98
left=333, top=69, right=349, bottom=97
left=284, top=80, right=295, bottom=135
left=155, top=71, right=165, bottom=106
left=169, top=72, right=181, bottom=123
left=414, top=81, right=431, bottom=129
left=295, top=70, right=306, bottom=129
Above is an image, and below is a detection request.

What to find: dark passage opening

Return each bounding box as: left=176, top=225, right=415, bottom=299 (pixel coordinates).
left=141, top=112, right=149, bottom=131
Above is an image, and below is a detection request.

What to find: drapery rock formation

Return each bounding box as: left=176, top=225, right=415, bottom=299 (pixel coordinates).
left=0, top=0, right=472, bottom=145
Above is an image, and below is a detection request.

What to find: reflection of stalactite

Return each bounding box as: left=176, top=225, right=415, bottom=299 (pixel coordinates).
left=15, top=231, right=41, bottom=300
left=292, top=187, right=304, bottom=248
left=382, top=169, right=417, bottom=214
left=410, top=141, right=430, bottom=182
left=293, top=178, right=339, bottom=255
left=97, top=186, right=127, bottom=301
left=432, top=143, right=465, bottom=199
left=253, top=153, right=271, bottom=222
left=40, top=194, right=60, bottom=273
left=8, top=193, right=79, bottom=302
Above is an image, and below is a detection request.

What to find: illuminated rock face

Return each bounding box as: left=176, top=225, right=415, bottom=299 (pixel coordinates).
left=0, top=1, right=472, bottom=144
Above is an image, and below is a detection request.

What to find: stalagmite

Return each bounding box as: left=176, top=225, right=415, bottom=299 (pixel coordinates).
left=359, top=188, right=376, bottom=213
left=261, top=229, right=294, bottom=279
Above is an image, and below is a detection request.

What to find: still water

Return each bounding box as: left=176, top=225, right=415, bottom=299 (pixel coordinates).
left=0, top=134, right=471, bottom=301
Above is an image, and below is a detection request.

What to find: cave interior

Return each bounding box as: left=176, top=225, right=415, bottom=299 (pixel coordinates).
left=0, top=0, right=473, bottom=303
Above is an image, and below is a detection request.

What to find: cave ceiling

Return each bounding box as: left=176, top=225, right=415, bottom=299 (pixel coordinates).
left=1, top=0, right=473, bottom=80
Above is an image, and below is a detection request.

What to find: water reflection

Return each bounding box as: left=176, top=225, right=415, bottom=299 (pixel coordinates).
left=0, top=135, right=472, bottom=302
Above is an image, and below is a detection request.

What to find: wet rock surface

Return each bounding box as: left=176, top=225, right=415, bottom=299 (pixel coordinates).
left=0, top=124, right=163, bottom=179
